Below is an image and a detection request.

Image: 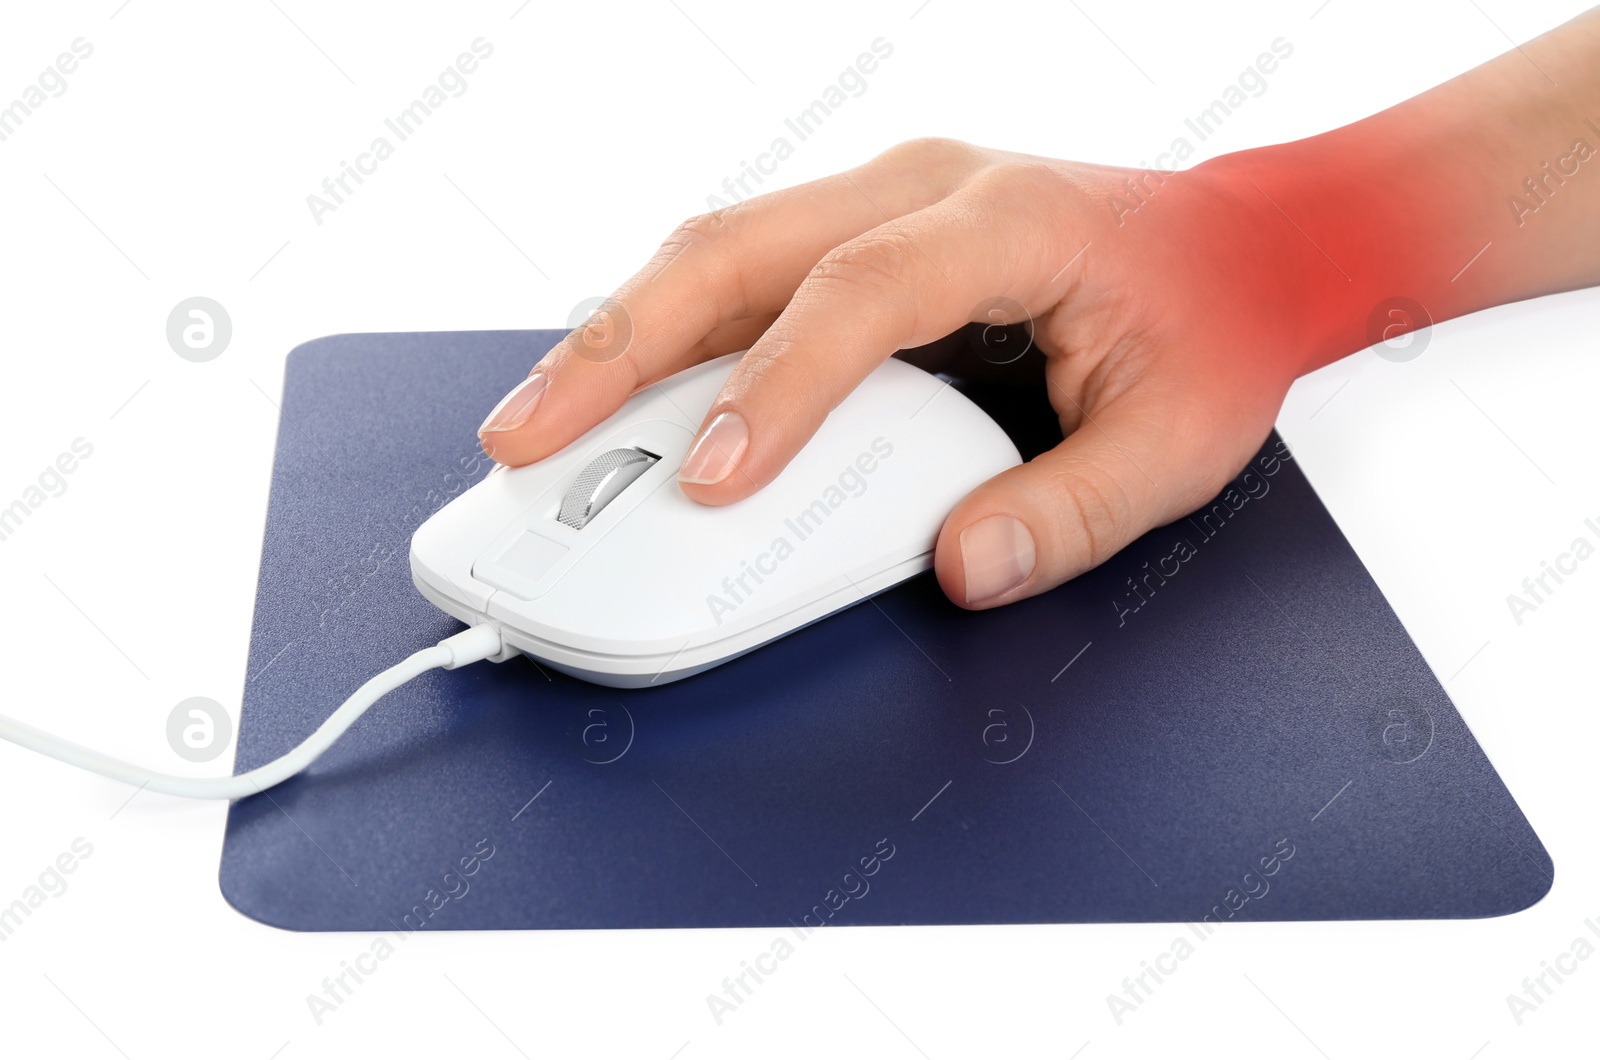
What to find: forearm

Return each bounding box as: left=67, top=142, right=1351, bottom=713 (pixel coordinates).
left=1205, top=6, right=1600, bottom=373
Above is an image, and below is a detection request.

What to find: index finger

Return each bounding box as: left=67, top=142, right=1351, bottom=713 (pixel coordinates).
left=676, top=164, right=1086, bottom=503
left=477, top=159, right=966, bottom=466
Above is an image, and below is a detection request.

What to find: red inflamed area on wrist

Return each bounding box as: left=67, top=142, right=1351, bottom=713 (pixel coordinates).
left=1197, top=132, right=1495, bottom=376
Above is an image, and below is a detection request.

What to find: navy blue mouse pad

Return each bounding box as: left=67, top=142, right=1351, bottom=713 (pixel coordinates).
left=220, top=330, right=1552, bottom=930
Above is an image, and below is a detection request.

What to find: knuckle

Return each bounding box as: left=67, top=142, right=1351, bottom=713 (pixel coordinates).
left=728, top=342, right=796, bottom=398
left=723, top=344, right=830, bottom=430
left=653, top=206, right=751, bottom=320
left=811, top=231, right=921, bottom=292
left=1048, top=463, right=1136, bottom=569
left=874, top=136, right=978, bottom=167
left=972, top=159, right=1069, bottom=198
left=661, top=207, right=739, bottom=256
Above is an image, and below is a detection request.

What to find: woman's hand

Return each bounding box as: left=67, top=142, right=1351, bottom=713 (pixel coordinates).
left=480, top=136, right=1344, bottom=611
left=479, top=138, right=1322, bottom=609
left=479, top=0, right=1600, bottom=614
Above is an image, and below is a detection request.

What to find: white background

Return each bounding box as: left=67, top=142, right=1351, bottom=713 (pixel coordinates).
left=0, top=0, right=1596, bottom=1056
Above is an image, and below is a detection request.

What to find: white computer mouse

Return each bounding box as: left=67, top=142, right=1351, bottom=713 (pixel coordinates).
left=410, top=352, right=1022, bottom=686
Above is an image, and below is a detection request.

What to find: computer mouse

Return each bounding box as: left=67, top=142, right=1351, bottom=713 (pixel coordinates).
left=410, top=352, right=1022, bottom=686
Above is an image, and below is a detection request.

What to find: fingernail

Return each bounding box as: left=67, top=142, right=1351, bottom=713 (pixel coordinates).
left=679, top=411, right=749, bottom=486
left=960, top=515, right=1036, bottom=605
left=479, top=372, right=547, bottom=435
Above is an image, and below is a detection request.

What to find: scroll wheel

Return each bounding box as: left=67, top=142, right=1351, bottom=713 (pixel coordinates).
left=557, top=447, right=658, bottom=529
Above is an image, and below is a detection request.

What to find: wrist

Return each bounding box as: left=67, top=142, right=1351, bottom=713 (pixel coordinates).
left=1194, top=6, right=1600, bottom=378
left=1195, top=132, right=1475, bottom=376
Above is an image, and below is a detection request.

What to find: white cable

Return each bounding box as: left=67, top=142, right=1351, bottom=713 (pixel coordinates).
left=0, top=625, right=504, bottom=801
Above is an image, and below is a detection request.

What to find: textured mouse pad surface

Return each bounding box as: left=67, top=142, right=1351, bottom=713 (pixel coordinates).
left=220, top=330, right=1552, bottom=931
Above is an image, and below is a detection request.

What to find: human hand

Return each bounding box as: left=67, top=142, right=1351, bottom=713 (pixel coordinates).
left=477, top=137, right=1336, bottom=608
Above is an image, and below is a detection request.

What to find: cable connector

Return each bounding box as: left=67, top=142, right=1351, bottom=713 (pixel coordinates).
left=438, top=623, right=505, bottom=669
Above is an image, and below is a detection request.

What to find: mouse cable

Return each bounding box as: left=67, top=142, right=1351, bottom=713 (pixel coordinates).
left=0, top=624, right=504, bottom=802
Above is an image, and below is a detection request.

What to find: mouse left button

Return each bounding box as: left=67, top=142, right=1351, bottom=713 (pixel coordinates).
left=557, top=447, right=658, bottom=529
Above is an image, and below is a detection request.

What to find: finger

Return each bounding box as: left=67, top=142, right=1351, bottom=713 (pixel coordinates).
left=479, top=143, right=981, bottom=466
left=677, top=164, right=1080, bottom=501
left=933, top=387, right=1268, bottom=609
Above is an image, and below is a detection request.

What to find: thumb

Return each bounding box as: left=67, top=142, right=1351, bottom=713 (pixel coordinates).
left=934, top=392, right=1263, bottom=609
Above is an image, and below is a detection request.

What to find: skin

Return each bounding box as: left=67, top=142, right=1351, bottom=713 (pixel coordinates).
left=481, top=7, right=1600, bottom=610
